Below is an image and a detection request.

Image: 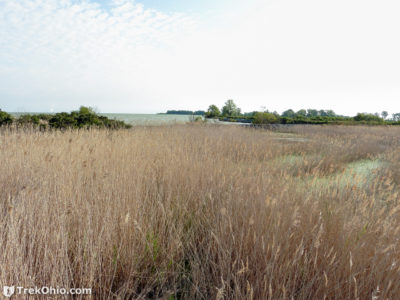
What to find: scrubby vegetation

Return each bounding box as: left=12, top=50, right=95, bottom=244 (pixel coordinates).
left=204, top=100, right=400, bottom=125
left=0, top=106, right=131, bottom=129
left=0, top=109, right=13, bottom=126
left=253, top=112, right=280, bottom=124
left=1, top=125, right=400, bottom=299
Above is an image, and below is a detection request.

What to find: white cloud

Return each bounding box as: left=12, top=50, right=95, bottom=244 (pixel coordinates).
left=0, top=0, right=399, bottom=115
left=0, top=0, right=197, bottom=112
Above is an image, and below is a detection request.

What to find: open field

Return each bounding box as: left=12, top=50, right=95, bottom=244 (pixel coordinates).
left=1, top=125, right=400, bottom=299
left=9, top=112, right=196, bottom=125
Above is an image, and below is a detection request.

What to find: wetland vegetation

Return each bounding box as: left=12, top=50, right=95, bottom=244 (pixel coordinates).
left=1, top=124, right=400, bottom=298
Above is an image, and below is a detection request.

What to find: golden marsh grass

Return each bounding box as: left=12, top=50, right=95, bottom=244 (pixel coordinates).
left=1, top=124, right=400, bottom=299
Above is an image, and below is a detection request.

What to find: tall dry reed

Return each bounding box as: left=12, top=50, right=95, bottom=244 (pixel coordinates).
left=0, top=124, right=399, bottom=299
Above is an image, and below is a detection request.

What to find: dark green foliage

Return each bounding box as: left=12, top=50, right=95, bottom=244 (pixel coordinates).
left=306, top=109, right=319, bottom=117
left=205, top=105, right=221, bottom=118
left=0, top=109, right=13, bottom=126
left=353, top=113, right=384, bottom=123
left=222, top=99, right=241, bottom=117
left=251, top=108, right=343, bottom=125
left=253, top=112, right=280, bottom=124
left=325, top=110, right=336, bottom=117
left=242, top=111, right=258, bottom=117
left=282, top=109, right=296, bottom=118
left=47, top=106, right=131, bottom=129
left=296, top=109, right=307, bottom=117
left=0, top=106, right=131, bottom=130
left=202, top=103, right=399, bottom=126
left=49, top=112, right=78, bottom=129
left=166, top=110, right=205, bottom=115
left=16, top=114, right=48, bottom=125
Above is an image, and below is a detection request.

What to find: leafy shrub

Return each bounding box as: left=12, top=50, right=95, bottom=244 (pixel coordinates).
left=252, top=112, right=280, bottom=124
left=48, top=107, right=131, bottom=129
left=0, top=109, right=13, bottom=126
left=1, top=106, right=131, bottom=130
left=49, top=112, right=78, bottom=129
left=354, top=113, right=384, bottom=123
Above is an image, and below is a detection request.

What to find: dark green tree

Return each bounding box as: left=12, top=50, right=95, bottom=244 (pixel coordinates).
left=296, top=109, right=307, bottom=117
left=326, top=110, right=336, bottom=117
left=222, top=100, right=241, bottom=117
left=392, top=113, right=400, bottom=122
left=319, top=110, right=328, bottom=117
left=205, top=105, right=221, bottom=118
left=306, top=109, right=319, bottom=117
left=282, top=109, right=295, bottom=118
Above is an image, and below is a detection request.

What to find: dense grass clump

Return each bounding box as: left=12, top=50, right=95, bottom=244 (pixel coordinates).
left=1, top=125, right=400, bottom=299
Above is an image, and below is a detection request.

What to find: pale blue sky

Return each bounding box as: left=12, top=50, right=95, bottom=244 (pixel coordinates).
left=95, top=0, right=237, bottom=13
left=0, top=0, right=399, bottom=115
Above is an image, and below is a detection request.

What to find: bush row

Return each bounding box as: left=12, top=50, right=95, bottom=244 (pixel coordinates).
left=0, top=107, right=132, bottom=129
left=218, top=112, right=400, bottom=125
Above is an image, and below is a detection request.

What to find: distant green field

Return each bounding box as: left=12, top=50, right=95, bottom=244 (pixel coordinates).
left=100, top=113, right=195, bottom=125
left=10, top=113, right=195, bottom=125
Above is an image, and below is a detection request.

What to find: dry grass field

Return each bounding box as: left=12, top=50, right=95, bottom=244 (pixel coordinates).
left=1, top=124, right=400, bottom=299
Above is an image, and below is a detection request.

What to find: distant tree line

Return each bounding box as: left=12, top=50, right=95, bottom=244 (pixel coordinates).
left=165, top=110, right=205, bottom=115
left=204, top=100, right=400, bottom=125
left=0, top=107, right=131, bottom=129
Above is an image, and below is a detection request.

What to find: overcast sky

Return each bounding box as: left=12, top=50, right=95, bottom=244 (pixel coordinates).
left=0, top=0, right=399, bottom=115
